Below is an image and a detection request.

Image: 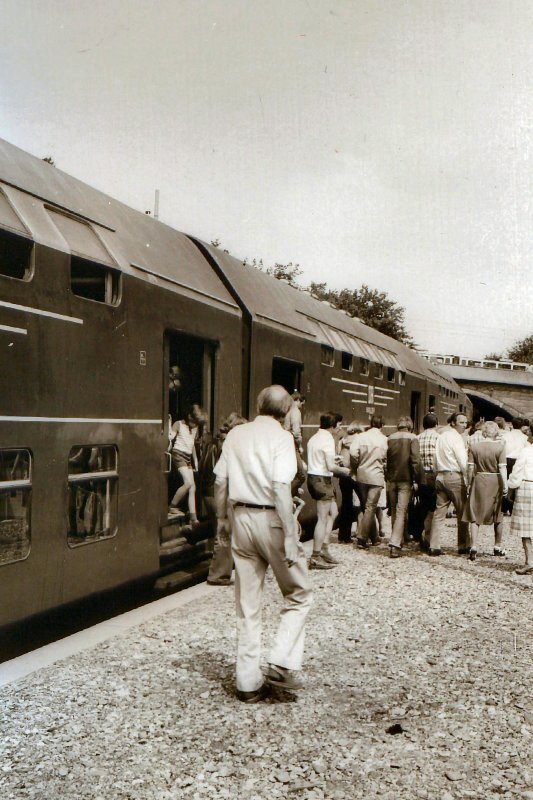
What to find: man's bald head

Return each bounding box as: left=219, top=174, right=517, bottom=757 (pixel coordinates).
left=257, top=385, right=293, bottom=421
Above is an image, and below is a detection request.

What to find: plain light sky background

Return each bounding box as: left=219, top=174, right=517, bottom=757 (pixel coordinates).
left=1, top=0, right=531, bottom=358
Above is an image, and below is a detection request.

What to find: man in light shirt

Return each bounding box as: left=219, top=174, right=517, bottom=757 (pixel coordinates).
left=349, top=415, right=388, bottom=548
left=214, top=385, right=312, bottom=702
left=307, top=413, right=351, bottom=569
left=428, top=412, right=470, bottom=555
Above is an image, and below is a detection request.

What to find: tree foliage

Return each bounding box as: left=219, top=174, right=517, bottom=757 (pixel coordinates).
left=209, top=240, right=414, bottom=346
left=507, top=334, right=533, bottom=364
left=308, top=281, right=414, bottom=346
left=42, top=156, right=55, bottom=166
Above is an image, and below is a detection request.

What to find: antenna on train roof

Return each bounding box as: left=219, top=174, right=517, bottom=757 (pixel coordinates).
left=154, top=189, right=160, bottom=220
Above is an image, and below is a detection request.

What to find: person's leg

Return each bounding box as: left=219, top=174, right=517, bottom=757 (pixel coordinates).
left=469, top=523, right=479, bottom=559
left=389, top=482, right=412, bottom=549
left=494, top=521, right=504, bottom=550
left=447, top=474, right=470, bottom=551
left=337, top=476, right=354, bottom=542
left=170, top=466, right=195, bottom=509
left=232, top=508, right=269, bottom=693
left=357, top=484, right=381, bottom=544
left=387, top=482, right=398, bottom=536
left=429, top=478, right=450, bottom=551
left=260, top=524, right=313, bottom=674
left=312, top=499, right=330, bottom=557
left=321, top=500, right=340, bottom=562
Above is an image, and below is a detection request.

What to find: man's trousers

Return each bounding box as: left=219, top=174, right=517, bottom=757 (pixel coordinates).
left=429, top=472, right=470, bottom=550
left=232, top=506, right=313, bottom=693
left=387, top=481, right=413, bottom=548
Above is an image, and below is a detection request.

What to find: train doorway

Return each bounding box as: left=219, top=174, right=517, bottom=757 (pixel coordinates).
left=410, top=391, right=421, bottom=433
left=163, top=331, right=216, bottom=522
left=272, top=357, right=303, bottom=395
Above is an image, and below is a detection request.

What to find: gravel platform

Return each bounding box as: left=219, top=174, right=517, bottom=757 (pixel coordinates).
left=1, top=518, right=532, bottom=800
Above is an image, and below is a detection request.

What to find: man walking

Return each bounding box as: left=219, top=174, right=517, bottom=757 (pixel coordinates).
left=214, top=385, right=312, bottom=702
left=386, top=416, right=421, bottom=557
left=349, top=415, right=388, bottom=548
left=428, top=412, right=470, bottom=555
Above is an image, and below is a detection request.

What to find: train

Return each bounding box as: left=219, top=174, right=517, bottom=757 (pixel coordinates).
left=0, top=138, right=471, bottom=627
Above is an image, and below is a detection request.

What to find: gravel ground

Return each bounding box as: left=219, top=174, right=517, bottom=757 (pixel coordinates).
left=1, top=517, right=532, bottom=800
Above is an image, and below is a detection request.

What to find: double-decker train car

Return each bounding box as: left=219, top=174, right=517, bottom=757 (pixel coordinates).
left=0, top=138, right=470, bottom=627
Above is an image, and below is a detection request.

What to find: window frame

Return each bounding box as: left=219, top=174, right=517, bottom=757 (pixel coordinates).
left=359, top=358, right=370, bottom=376
left=341, top=351, right=353, bottom=372
left=321, top=344, right=335, bottom=367
left=0, top=228, right=34, bottom=282
left=67, top=445, right=119, bottom=547
left=0, top=448, right=32, bottom=566
left=387, top=366, right=395, bottom=383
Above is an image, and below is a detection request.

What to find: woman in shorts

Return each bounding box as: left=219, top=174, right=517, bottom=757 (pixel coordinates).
left=169, top=404, right=207, bottom=523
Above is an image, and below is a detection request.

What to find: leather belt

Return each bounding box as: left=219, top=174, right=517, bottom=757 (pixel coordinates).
left=234, top=502, right=275, bottom=510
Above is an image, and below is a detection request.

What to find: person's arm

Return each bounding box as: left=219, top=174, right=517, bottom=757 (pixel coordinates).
left=349, top=439, right=360, bottom=475
left=325, top=450, right=350, bottom=476
left=214, top=476, right=231, bottom=535
left=410, top=439, right=421, bottom=492
left=272, top=480, right=300, bottom=564
left=508, top=449, right=526, bottom=490
left=454, top=435, right=468, bottom=481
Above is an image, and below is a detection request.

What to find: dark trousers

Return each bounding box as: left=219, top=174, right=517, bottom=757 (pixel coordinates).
left=502, top=458, right=515, bottom=514
left=336, top=475, right=358, bottom=541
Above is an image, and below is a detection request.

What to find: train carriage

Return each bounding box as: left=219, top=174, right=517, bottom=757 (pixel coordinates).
left=0, top=138, right=470, bottom=627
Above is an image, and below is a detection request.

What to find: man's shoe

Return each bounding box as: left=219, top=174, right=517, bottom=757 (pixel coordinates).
left=419, top=537, right=430, bottom=552
left=355, top=537, right=370, bottom=550
left=429, top=548, right=442, bottom=557
left=207, top=577, right=234, bottom=586
left=389, top=546, right=402, bottom=559
left=308, top=555, right=335, bottom=570
left=457, top=547, right=470, bottom=555
left=320, top=549, right=341, bottom=565
left=493, top=547, right=507, bottom=557
left=265, top=665, right=305, bottom=692
left=236, top=683, right=270, bottom=703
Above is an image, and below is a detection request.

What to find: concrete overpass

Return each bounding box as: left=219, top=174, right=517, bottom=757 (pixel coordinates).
left=435, top=364, right=533, bottom=421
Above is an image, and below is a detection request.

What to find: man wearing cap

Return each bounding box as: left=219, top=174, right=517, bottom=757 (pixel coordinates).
left=214, top=385, right=312, bottom=702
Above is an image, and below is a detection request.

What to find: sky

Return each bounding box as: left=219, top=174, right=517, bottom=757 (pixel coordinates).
left=1, top=0, right=531, bottom=358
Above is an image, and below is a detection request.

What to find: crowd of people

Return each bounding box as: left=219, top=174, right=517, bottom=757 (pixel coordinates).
left=167, top=385, right=532, bottom=703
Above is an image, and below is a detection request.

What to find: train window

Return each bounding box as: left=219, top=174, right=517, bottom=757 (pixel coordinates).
left=398, top=371, right=406, bottom=386
left=71, top=257, right=121, bottom=305
left=341, top=352, right=353, bottom=372
left=321, top=345, right=334, bottom=367
left=429, top=394, right=436, bottom=409
left=0, top=229, right=33, bottom=281
left=374, top=363, right=384, bottom=380
left=0, top=449, right=32, bottom=566
left=387, top=367, right=395, bottom=382
left=67, top=445, right=118, bottom=546
left=359, top=358, right=369, bottom=376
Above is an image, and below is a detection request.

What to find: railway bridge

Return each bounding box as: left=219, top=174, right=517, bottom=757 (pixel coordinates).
left=422, top=355, right=533, bottom=421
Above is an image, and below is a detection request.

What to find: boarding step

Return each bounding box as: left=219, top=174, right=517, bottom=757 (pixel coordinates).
left=154, top=557, right=211, bottom=591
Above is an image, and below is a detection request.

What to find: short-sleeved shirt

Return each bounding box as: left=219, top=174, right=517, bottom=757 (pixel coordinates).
left=214, top=415, right=297, bottom=506
left=307, top=428, right=336, bottom=477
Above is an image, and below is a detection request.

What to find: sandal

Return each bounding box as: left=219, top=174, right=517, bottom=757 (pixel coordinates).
left=515, top=565, right=533, bottom=575
left=468, top=548, right=477, bottom=562
left=493, top=547, right=506, bottom=557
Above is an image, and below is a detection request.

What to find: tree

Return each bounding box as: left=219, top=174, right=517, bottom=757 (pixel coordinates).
left=485, top=352, right=503, bottom=361
left=309, top=282, right=414, bottom=346
left=265, top=262, right=303, bottom=287
left=507, top=334, right=533, bottom=365
left=42, top=156, right=55, bottom=166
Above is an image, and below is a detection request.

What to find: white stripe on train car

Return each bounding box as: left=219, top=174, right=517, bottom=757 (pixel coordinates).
left=0, top=300, right=84, bottom=325
left=0, top=324, right=27, bottom=335
left=0, top=416, right=162, bottom=424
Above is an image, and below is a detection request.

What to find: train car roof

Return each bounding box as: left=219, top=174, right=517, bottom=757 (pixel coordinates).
left=203, top=243, right=460, bottom=391
left=0, top=138, right=239, bottom=314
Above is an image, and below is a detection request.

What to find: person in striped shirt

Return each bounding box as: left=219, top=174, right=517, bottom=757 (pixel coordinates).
left=417, top=413, right=440, bottom=550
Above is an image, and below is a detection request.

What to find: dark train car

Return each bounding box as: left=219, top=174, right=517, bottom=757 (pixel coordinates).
left=196, top=243, right=470, bottom=436
left=0, top=138, right=470, bottom=628
left=0, top=139, right=242, bottom=627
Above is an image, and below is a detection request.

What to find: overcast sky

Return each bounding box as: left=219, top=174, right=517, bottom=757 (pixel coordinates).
left=1, top=0, right=531, bottom=358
